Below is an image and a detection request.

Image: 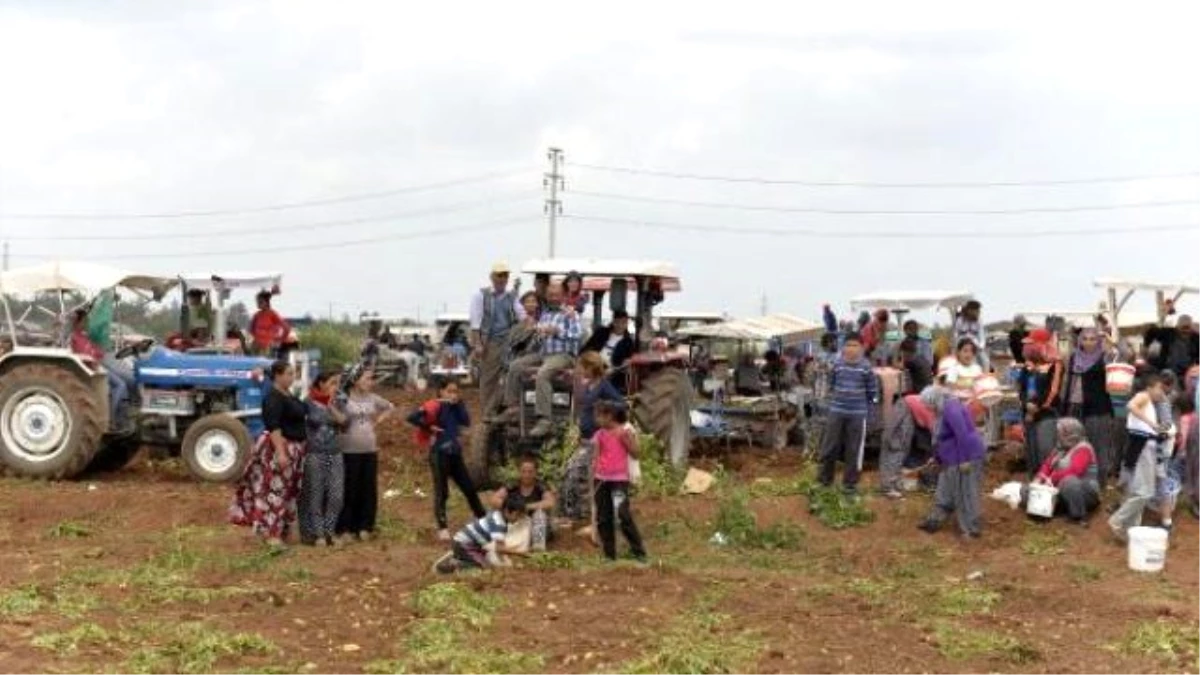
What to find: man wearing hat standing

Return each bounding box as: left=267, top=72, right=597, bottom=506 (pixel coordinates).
left=469, top=262, right=526, bottom=422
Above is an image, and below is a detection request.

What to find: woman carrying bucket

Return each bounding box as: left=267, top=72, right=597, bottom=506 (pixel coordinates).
left=1024, top=418, right=1101, bottom=524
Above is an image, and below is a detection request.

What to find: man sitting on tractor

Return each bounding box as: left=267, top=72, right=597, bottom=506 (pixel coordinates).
left=69, top=308, right=130, bottom=430
left=497, top=284, right=582, bottom=437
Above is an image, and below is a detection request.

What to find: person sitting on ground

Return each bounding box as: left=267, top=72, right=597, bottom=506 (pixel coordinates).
left=582, top=309, right=635, bottom=393
left=492, top=455, right=558, bottom=552
left=433, top=495, right=529, bottom=574
left=898, top=337, right=932, bottom=396
left=497, top=284, right=582, bottom=437
left=249, top=291, right=290, bottom=357
left=917, top=384, right=986, bottom=538
left=1024, top=417, right=1101, bottom=525
left=407, top=378, right=486, bottom=542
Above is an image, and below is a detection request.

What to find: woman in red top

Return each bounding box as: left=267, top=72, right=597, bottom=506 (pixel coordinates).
left=1026, top=417, right=1100, bottom=524
left=250, top=291, right=290, bottom=356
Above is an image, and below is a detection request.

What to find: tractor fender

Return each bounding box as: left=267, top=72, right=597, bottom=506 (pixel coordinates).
left=0, top=347, right=100, bottom=381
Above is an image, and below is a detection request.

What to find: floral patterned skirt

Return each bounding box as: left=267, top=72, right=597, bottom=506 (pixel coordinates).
left=229, top=433, right=306, bottom=539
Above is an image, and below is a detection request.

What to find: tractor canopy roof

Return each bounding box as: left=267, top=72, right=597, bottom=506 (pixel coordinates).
left=1093, top=278, right=1199, bottom=296
left=677, top=313, right=823, bottom=344
left=435, top=312, right=470, bottom=324
left=521, top=258, right=682, bottom=292
left=0, top=260, right=177, bottom=299
left=179, top=272, right=282, bottom=293
left=849, top=289, right=974, bottom=313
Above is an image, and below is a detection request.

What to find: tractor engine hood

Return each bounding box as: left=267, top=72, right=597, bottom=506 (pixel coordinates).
left=136, top=346, right=275, bottom=386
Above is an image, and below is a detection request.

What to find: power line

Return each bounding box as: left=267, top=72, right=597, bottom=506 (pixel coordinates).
left=563, top=214, right=1200, bottom=239
left=570, top=162, right=1200, bottom=188
left=3, top=192, right=537, bottom=241
left=571, top=190, right=1200, bottom=216
left=0, top=167, right=536, bottom=221
left=10, top=215, right=529, bottom=260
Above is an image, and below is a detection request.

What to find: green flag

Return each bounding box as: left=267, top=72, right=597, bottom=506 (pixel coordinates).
left=87, top=289, right=114, bottom=351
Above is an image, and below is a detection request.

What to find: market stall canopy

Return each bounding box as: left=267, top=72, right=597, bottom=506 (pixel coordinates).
left=849, top=290, right=974, bottom=312
left=677, top=313, right=823, bottom=343
left=0, top=260, right=177, bottom=299
left=522, top=258, right=682, bottom=292
left=179, top=272, right=283, bottom=292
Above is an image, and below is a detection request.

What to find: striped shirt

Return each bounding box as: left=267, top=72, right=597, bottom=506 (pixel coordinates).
left=453, top=511, right=509, bottom=548
left=539, top=308, right=582, bottom=356
left=827, top=356, right=879, bottom=418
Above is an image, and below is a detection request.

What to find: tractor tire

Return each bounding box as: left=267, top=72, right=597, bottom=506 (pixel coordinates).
left=633, top=368, right=694, bottom=468
left=181, top=413, right=252, bottom=483
left=465, top=423, right=493, bottom=488
left=0, top=363, right=105, bottom=479
left=86, top=433, right=142, bottom=473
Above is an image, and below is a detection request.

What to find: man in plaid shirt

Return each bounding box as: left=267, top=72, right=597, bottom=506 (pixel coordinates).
left=500, top=284, right=582, bottom=436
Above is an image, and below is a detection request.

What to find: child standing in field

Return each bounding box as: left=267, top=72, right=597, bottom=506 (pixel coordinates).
left=818, top=333, right=879, bottom=495
left=406, top=378, right=487, bottom=541
left=592, top=401, right=647, bottom=562
left=1109, top=374, right=1172, bottom=541
left=432, top=495, right=528, bottom=574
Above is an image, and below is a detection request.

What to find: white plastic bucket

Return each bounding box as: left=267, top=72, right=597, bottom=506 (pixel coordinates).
left=1127, top=526, right=1168, bottom=572
left=1105, top=363, right=1136, bottom=396
left=1025, top=483, right=1058, bottom=518
left=973, top=375, right=1002, bottom=407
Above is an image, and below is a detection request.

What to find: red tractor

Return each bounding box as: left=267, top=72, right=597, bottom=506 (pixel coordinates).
left=466, top=259, right=694, bottom=484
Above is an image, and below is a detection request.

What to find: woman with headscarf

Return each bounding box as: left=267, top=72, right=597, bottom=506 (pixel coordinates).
left=1025, top=418, right=1101, bottom=524
left=917, top=384, right=986, bottom=538
left=1017, top=328, right=1063, bottom=477
left=335, top=363, right=394, bottom=542
left=229, top=360, right=307, bottom=549
left=1060, top=327, right=1117, bottom=485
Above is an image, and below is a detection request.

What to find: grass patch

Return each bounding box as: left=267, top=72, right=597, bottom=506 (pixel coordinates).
left=934, top=585, right=1001, bottom=616
left=622, top=589, right=763, bottom=674
left=635, top=432, right=686, bottom=499
left=367, top=583, right=543, bottom=674
left=1110, top=620, right=1199, bottom=666
left=124, top=622, right=277, bottom=674
left=47, top=520, right=93, bottom=539
left=713, top=489, right=805, bottom=551
left=1020, top=528, right=1067, bottom=556
left=32, top=623, right=115, bottom=655
left=846, top=578, right=896, bottom=606
left=224, top=548, right=285, bottom=574
left=377, top=515, right=421, bottom=544
left=0, top=584, right=43, bottom=617
left=933, top=624, right=1040, bottom=664
left=747, top=475, right=807, bottom=498
left=802, top=483, right=876, bottom=530
left=525, top=551, right=579, bottom=570
left=1067, top=563, right=1103, bottom=584
left=279, top=565, right=315, bottom=584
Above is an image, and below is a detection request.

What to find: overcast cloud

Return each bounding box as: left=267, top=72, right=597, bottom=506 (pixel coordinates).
left=1, top=1, right=1197, bottom=324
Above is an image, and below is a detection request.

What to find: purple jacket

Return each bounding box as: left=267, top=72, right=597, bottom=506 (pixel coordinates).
left=935, top=398, right=986, bottom=465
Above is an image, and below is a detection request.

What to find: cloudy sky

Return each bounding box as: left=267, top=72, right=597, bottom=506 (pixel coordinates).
left=1, top=1, right=1197, bottom=325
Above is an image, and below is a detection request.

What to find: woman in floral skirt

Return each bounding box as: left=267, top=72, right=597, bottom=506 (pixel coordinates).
left=229, top=360, right=307, bottom=549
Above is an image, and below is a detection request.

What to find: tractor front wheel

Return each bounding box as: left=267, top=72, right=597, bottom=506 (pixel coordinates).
left=633, top=368, right=693, bottom=468
left=0, top=363, right=105, bottom=479
left=181, top=414, right=252, bottom=483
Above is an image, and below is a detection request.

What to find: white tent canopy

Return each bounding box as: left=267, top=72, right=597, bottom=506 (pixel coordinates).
left=1092, top=278, right=1199, bottom=295
left=0, top=261, right=177, bottom=298
left=1019, top=309, right=1161, bottom=328
left=179, top=272, right=282, bottom=292
left=849, top=290, right=974, bottom=312
left=677, top=313, right=823, bottom=343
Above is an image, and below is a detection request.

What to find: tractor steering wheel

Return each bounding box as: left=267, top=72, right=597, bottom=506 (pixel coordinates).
left=115, top=337, right=156, bottom=360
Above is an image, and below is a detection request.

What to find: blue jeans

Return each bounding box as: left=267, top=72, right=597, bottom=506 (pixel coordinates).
left=106, top=371, right=127, bottom=428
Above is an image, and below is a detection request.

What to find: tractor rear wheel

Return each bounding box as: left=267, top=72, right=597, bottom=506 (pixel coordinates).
left=0, top=363, right=105, bottom=479
left=633, top=368, right=693, bottom=468
left=181, top=414, right=252, bottom=483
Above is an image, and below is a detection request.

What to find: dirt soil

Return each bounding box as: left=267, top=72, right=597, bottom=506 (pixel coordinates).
left=0, top=388, right=1196, bottom=674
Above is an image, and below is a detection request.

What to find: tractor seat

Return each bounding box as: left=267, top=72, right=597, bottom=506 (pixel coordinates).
left=519, top=367, right=576, bottom=390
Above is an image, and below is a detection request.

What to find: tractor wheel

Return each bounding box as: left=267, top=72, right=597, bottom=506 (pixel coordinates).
left=181, top=414, right=252, bottom=483
left=465, top=423, right=492, bottom=488
left=0, top=363, right=105, bottom=479
left=633, top=368, right=694, bottom=468
left=87, top=433, right=142, bottom=473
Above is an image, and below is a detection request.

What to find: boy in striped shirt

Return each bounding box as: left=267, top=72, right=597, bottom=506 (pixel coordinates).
left=433, top=496, right=529, bottom=574
left=818, top=332, right=880, bottom=495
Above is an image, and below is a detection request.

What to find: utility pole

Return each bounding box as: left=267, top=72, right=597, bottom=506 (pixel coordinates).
left=543, top=147, right=564, bottom=257
left=2, top=242, right=8, bottom=272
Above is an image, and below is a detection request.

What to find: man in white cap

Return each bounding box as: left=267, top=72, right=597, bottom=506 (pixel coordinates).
left=469, top=262, right=525, bottom=421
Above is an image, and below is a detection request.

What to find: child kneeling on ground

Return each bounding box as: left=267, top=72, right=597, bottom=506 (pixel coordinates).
left=433, top=496, right=529, bottom=574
